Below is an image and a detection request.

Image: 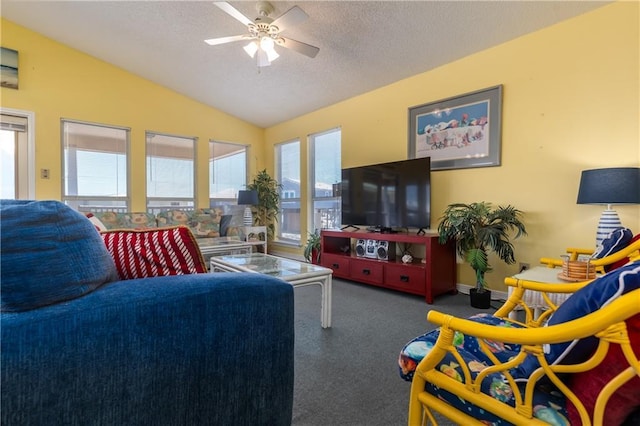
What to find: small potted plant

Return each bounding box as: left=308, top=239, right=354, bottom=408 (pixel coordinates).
left=303, top=229, right=322, bottom=264
left=437, top=202, right=527, bottom=309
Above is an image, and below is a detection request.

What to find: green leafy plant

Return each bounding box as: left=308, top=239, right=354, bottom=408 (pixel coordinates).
left=246, top=169, right=282, bottom=242
left=303, top=229, right=321, bottom=263
left=437, top=202, right=527, bottom=292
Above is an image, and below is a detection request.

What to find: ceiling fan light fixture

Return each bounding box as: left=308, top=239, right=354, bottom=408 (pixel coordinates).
left=266, top=46, right=279, bottom=62
left=243, top=41, right=259, bottom=58
left=256, top=48, right=271, bottom=67
left=207, top=2, right=319, bottom=68
left=260, top=36, right=275, bottom=51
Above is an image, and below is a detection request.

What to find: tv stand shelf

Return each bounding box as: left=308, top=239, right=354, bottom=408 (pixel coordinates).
left=320, top=229, right=457, bottom=304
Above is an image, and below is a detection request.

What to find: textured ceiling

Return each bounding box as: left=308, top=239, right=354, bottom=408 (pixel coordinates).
left=2, top=0, right=609, bottom=128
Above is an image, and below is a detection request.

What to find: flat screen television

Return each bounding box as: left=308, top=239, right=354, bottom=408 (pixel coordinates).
left=341, top=157, right=431, bottom=232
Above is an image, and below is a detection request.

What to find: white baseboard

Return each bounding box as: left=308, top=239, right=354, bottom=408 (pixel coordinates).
left=272, top=251, right=510, bottom=302
left=456, top=283, right=508, bottom=302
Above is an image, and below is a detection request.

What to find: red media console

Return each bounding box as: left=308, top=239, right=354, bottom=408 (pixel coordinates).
left=320, top=229, right=457, bottom=304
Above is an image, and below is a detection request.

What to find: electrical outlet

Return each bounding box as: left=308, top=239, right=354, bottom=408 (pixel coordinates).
left=519, top=263, right=530, bottom=273
left=40, top=169, right=50, bottom=179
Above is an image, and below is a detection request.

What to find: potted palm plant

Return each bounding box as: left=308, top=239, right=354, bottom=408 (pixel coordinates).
left=303, top=229, right=322, bottom=264
left=437, top=202, right=527, bottom=309
left=246, top=169, right=282, bottom=242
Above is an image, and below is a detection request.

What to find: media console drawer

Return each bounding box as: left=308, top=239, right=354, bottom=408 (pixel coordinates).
left=384, top=264, right=425, bottom=294
left=321, top=253, right=350, bottom=279
left=349, top=259, right=384, bottom=284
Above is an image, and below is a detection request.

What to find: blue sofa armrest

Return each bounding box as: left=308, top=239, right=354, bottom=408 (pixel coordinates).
left=1, top=273, right=294, bottom=426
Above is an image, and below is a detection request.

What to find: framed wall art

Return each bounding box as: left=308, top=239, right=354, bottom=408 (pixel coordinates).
left=1, top=47, right=19, bottom=89
left=408, top=85, right=502, bottom=170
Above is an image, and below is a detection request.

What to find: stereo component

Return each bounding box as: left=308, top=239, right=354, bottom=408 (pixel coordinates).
left=364, top=239, right=378, bottom=259
left=355, top=239, right=367, bottom=257
left=376, top=241, right=396, bottom=261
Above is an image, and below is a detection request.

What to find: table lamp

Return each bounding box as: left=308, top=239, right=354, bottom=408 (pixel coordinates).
left=576, top=167, right=640, bottom=247
left=237, top=190, right=259, bottom=226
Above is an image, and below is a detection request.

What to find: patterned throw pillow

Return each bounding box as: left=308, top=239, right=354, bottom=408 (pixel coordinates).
left=101, top=226, right=207, bottom=280
left=591, top=227, right=633, bottom=259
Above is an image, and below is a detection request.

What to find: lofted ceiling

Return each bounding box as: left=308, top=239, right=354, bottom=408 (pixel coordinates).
left=2, top=1, right=610, bottom=128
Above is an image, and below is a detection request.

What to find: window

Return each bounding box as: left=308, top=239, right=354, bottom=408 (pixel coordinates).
left=1, top=110, right=33, bottom=200
left=275, top=140, right=300, bottom=242
left=209, top=140, right=247, bottom=207
left=62, top=120, right=129, bottom=212
left=310, top=128, right=341, bottom=231
left=146, top=132, right=196, bottom=213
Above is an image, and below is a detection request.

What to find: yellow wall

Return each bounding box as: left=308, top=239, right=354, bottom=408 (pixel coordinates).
left=266, top=1, right=640, bottom=289
left=2, top=2, right=639, bottom=290
left=0, top=19, right=264, bottom=211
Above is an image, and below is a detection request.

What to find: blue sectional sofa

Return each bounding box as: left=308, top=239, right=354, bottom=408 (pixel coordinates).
left=1, top=200, right=294, bottom=425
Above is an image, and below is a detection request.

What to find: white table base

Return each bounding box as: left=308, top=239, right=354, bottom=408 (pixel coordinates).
left=211, top=254, right=332, bottom=328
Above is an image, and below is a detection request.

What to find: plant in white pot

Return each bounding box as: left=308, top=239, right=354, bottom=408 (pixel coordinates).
left=437, top=202, right=527, bottom=308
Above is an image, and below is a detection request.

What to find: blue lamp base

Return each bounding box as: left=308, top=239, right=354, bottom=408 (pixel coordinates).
left=595, top=208, right=622, bottom=248
left=243, top=206, right=253, bottom=226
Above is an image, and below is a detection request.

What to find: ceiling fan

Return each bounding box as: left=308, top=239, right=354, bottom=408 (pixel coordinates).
left=205, top=1, right=320, bottom=68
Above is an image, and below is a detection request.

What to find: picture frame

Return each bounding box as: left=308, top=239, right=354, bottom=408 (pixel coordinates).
left=1, top=47, right=19, bottom=90
left=408, top=85, right=502, bottom=170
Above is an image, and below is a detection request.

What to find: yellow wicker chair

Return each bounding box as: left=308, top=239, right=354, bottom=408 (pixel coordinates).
left=402, top=261, right=640, bottom=426
left=539, top=238, right=640, bottom=275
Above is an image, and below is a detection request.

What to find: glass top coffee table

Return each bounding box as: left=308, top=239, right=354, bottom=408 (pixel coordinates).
left=211, top=253, right=333, bottom=328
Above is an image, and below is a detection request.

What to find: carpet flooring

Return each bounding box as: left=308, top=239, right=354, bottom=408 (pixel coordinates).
left=292, top=278, right=495, bottom=426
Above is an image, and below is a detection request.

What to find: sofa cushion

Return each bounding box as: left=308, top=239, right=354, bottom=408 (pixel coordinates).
left=155, top=209, right=192, bottom=228
left=515, top=261, right=640, bottom=379
left=92, top=211, right=157, bottom=230
left=85, top=212, right=108, bottom=232
left=0, top=200, right=119, bottom=312
left=100, top=226, right=207, bottom=279
left=190, top=208, right=226, bottom=237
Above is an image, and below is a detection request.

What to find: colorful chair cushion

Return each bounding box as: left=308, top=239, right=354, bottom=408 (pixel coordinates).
left=398, top=314, right=569, bottom=425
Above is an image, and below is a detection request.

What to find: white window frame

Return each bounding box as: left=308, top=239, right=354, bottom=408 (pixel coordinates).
left=146, top=131, right=197, bottom=213
left=275, top=139, right=301, bottom=243
left=209, top=140, right=248, bottom=207
left=0, top=108, right=35, bottom=199
left=308, top=127, right=341, bottom=232
left=61, top=119, right=130, bottom=212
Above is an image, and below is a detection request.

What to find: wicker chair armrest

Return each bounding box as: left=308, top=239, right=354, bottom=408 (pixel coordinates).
left=540, top=239, right=640, bottom=270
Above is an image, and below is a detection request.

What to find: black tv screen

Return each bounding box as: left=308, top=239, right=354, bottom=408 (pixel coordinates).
left=341, top=157, right=431, bottom=231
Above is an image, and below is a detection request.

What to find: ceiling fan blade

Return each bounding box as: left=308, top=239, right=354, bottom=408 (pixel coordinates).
left=214, top=2, right=252, bottom=26
left=271, top=6, right=308, bottom=32
left=204, top=35, right=249, bottom=46
left=277, top=37, right=319, bottom=58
